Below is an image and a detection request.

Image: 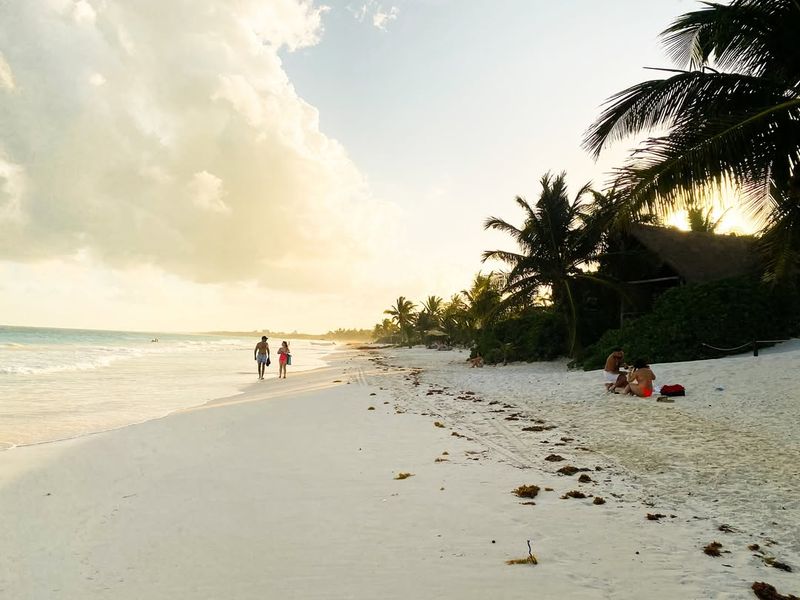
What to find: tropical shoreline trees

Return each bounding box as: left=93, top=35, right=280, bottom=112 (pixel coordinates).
left=583, top=0, right=800, bottom=281
left=371, top=1, right=800, bottom=365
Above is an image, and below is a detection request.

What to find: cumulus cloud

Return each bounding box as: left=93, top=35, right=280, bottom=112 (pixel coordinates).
left=372, top=6, right=399, bottom=31
left=0, top=52, right=15, bottom=90
left=348, top=1, right=399, bottom=31
left=0, top=0, right=394, bottom=291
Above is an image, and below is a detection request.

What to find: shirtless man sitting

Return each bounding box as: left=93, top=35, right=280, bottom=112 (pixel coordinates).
left=254, top=336, right=270, bottom=380
left=624, top=358, right=656, bottom=398
left=603, top=347, right=624, bottom=391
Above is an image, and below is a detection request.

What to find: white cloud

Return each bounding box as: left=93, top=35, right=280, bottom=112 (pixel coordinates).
left=0, top=52, right=15, bottom=90
left=188, top=171, right=230, bottom=214
left=0, top=157, right=26, bottom=223
left=373, top=5, right=399, bottom=31
left=72, top=0, right=97, bottom=25
left=0, top=0, right=396, bottom=292
left=348, top=1, right=399, bottom=31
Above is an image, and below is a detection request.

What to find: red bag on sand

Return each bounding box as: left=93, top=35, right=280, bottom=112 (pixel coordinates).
left=660, top=384, right=685, bottom=397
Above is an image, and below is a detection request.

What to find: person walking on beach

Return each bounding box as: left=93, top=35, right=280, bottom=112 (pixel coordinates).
left=254, top=336, right=270, bottom=380
left=603, top=347, right=625, bottom=391
left=277, top=341, right=290, bottom=379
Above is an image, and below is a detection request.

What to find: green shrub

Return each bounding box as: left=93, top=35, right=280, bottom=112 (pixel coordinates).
left=581, top=277, right=800, bottom=370
left=475, top=309, right=568, bottom=363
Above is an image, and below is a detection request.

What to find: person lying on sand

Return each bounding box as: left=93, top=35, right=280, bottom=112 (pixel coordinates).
left=623, top=359, right=656, bottom=398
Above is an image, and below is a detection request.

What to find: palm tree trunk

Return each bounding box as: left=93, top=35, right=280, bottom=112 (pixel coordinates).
left=562, top=280, right=581, bottom=358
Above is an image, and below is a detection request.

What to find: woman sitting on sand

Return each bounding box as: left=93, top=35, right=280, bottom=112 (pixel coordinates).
left=277, top=341, right=290, bottom=379
left=624, top=359, right=656, bottom=398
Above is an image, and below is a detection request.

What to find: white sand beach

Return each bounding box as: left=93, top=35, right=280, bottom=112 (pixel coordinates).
left=1, top=347, right=798, bottom=599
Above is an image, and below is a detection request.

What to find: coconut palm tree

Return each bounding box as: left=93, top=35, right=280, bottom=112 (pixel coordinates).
left=384, top=296, right=417, bottom=347
left=483, top=172, right=606, bottom=356
left=462, top=272, right=505, bottom=335
left=421, top=295, right=444, bottom=325
left=414, top=295, right=443, bottom=336
left=441, top=293, right=470, bottom=343
left=686, top=204, right=729, bottom=233
left=584, top=0, right=800, bottom=280
left=372, top=318, right=400, bottom=342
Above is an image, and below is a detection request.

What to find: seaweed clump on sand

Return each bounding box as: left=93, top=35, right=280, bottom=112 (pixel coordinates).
left=506, top=541, right=538, bottom=565
left=703, top=541, right=723, bottom=557
left=433, top=421, right=445, bottom=428
left=522, top=425, right=557, bottom=432
left=394, top=472, right=414, bottom=480
left=593, top=497, right=606, bottom=505
left=512, top=484, right=540, bottom=499
left=752, top=582, right=799, bottom=600
left=556, top=465, right=588, bottom=476
left=578, top=474, right=592, bottom=483
left=544, top=454, right=565, bottom=462
left=764, top=557, right=793, bottom=572
left=646, top=513, right=666, bottom=521
left=560, top=490, right=587, bottom=499
left=506, top=555, right=538, bottom=565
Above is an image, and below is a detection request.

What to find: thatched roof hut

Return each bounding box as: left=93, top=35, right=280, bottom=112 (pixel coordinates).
left=626, top=225, right=760, bottom=284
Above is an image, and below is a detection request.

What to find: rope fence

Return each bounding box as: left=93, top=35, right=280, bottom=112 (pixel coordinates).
left=701, top=339, right=789, bottom=357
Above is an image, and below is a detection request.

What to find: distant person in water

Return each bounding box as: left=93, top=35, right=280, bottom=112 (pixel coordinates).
left=254, top=336, right=270, bottom=380
left=624, top=358, right=656, bottom=398
left=277, top=341, right=290, bottom=378
left=603, top=347, right=625, bottom=391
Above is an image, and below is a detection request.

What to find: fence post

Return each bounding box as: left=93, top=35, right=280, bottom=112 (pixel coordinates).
left=753, top=340, right=758, bottom=357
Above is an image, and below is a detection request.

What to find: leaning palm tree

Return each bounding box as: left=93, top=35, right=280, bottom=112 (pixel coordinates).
left=384, top=296, right=417, bottom=347
left=483, top=172, right=605, bottom=356
left=584, top=0, right=800, bottom=280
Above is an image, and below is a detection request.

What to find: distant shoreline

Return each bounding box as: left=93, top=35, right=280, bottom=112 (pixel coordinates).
left=203, top=330, right=373, bottom=342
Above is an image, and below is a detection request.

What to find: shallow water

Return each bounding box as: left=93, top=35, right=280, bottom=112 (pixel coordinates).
left=0, top=326, right=330, bottom=448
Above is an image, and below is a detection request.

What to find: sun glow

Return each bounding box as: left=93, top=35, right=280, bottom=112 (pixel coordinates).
left=664, top=187, right=759, bottom=235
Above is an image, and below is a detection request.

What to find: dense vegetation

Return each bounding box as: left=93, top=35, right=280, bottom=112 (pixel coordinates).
left=582, top=277, right=800, bottom=369
left=373, top=1, right=800, bottom=367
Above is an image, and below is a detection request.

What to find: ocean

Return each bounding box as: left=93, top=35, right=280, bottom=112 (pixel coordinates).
left=0, top=325, right=333, bottom=450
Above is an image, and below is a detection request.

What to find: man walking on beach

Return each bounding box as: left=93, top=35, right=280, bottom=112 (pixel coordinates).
left=254, top=336, right=270, bottom=380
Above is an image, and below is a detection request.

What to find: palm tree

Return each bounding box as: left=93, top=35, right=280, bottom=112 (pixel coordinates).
left=462, top=272, right=505, bottom=335
left=384, top=296, right=417, bottom=347
left=584, top=0, right=800, bottom=280
left=483, top=172, right=606, bottom=356
left=686, top=204, right=729, bottom=233
left=415, top=295, right=444, bottom=338
left=372, top=318, right=400, bottom=342
left=421, top=295, right=444, bottom=326
left=441, top=293, right=470, bottom=343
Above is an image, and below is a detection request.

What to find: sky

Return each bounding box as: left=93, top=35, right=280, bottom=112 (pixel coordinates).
left=0, top=0, right=753, bottom=333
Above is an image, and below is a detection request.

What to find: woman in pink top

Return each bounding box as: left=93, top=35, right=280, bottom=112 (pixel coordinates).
left=277, top=341, right=290, bottom=379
